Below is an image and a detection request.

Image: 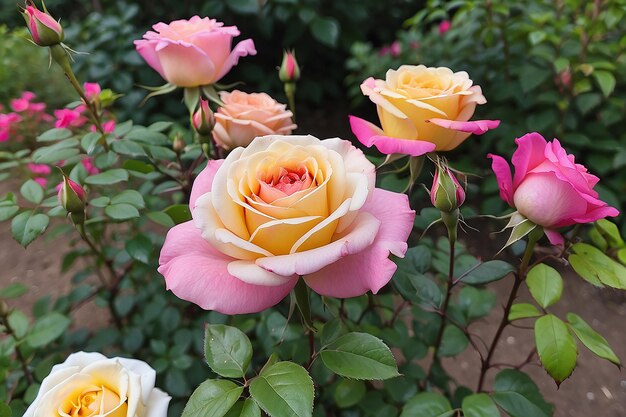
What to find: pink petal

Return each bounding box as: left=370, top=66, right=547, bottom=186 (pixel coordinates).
left=190, top=160, right=223, bottom=209
left=544, top=229, right=564, bottom=246
left=426, top=118, right=500, bottom=134
left=158, top=221, right=297, bottom=314
left=134, top=40, right=167, bottom=81
left=214, top=39, right=257, bottom=83
left=487, top=154, right=514, bottom=206
left=571, top=205, right=619, bottom=225
left=349, top=116, right=435, bottom=157
left=304, top=188, right=414, bottom=297
left=155, top=42, right=217, bottom=87
left=511, top=132, right=548, bottom=188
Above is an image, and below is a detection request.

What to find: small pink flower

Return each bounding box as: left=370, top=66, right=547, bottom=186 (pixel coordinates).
left=84, top=82, right=101, bottom=100
left=389, top=41, right=401, bottom=57
left=11, top=98, right=30, bottom=113
left=33, top=177, right=48, bottom=188
left=134, top=16, right=257, bottom=87
left=90, top=120, right=116, bottom=134
left=54, top=108, right=87, bottom=129
left=439, top=20, right=451, bottom=35
left=81, top=158, right=100, bottom=175
left=489, top=132, right=619, bottom=245
left=27, top=163, right=52, bottom=176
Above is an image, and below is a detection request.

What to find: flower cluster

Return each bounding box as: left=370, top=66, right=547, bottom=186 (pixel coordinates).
left=0, top=91, right=50, bottom=143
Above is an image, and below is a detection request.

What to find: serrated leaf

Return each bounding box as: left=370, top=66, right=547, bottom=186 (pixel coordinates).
left=534, top=314, right=577, bottom=384
left=492, top=392, right=550, bottom=417
left=204, top=324, right=252, bottom=378
left=181, top=379, right=243, bottom=417
left=509, top=303, right=542, bottom=321
left=526, top=264, right=563, bottom=308
left=462, top=393, right=500, bottom=417
left=461, top=260, right=514, bottom=285
left=493, top=369, right=552, bottom=416
left=85, top=169, right=129, bottom=185
left=11, top=211, right=49, bottom=247
left=224, top=400, right=261, bottom=417
left=400, top=393, right=452, bottom=417
left=25, top=312, right=71, bottom=347
left=333, top=379, right=366, bottom=408
left=320, top=332, right=399, bottom=380
left=438, top=325, right=469, bottom=357
left=569, top=243, right=626, bottom=289
left=567, top=313, right=620, bottom=366
left=593, top=219, right=625, bottom=248
left=250, top=362, right=314, bottom=417
left=20, top=180, right=45, bottom=204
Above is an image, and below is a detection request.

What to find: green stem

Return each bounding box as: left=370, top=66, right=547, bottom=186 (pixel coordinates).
left=476, top=227, right=542, bottom=391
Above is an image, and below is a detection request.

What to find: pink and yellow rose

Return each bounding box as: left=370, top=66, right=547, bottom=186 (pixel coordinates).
left=134, top=16, right=256, bottom=87
left=350, top=65, right=499, bottom=156
left=213, top=90, right=296, bottom=150
left=159, top=135, right=415, bottom=314
left=489, top=132, right=619, bottom=245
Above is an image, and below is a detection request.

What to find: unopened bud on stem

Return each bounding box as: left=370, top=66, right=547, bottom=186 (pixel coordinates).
left=22, top=1, right=64, bottom=47
left=192, top=99, right=215, bottom=136
left=58, top=176, right=86, bottom=214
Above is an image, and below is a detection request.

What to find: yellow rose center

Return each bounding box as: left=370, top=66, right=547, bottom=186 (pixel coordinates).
left=62, top=386, right=127, bottom=417
left=257, top=166, right=314, bottom=204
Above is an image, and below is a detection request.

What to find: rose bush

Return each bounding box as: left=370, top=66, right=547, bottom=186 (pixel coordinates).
left=24, top=352, right=170, bottom=417
left=489, top=132, right=619, bottom=244
left=213, top=90, right=296, bottom=150
left=349, top=65, right=499, bottom=156
left=134, top=16, right=256, bottom=87
left=158, top=135, right=414, bottom=314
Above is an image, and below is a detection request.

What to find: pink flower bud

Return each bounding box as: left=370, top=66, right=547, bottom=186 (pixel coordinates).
left=192, top=99, right=215, bottom=136
left=439, top=20, right=451, bottom=35
left=22, top=3, right=64, bottom=47
left=279, top=50, right=300, bottom=83
left=58, top=176, right=86, bottom=213
left=431, top=164, right=465, bottom=213
left=84, top=82, right=102, bottom=101
left=389, top=41, right=401, bottom=58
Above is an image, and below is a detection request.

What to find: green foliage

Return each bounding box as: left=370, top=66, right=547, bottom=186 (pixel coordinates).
left=534, top=314, right=578, bottom=385
left=204, top=324, right=253, bottom=378
left=249, top=362, right=314, bottom=417
left=526, top=264, right=563, bottom=309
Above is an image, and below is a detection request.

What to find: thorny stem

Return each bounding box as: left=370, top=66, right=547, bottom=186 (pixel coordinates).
left=476, top=229, right=541, bottom=391
left=0, top=306, right=34, bottom=385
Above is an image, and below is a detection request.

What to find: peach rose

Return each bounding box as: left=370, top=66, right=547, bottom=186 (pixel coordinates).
left=134, top=16, right=256, bottom=87
left=24, top=352, right=170, bottom=417
left=158, top=135, right=415, bottom=314
left=350, top=65, right=499, bottom=156
left=213, top=90, right=296, bottom=150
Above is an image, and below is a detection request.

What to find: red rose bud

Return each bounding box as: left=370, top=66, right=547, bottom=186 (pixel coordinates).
left=192, top=99, right=215, bottom=136
left=22, top=3, right=64, bottom=47
left=431, top=164, right=465, bottom=213
left=279, top=50, right=300, bottom=83
left=58, top=176, right=86, bottom=213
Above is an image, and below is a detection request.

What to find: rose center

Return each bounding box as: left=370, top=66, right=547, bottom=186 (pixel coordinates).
left=65, top=386, right=127, bottom=417
left=257, top=166, right=314, bottom=204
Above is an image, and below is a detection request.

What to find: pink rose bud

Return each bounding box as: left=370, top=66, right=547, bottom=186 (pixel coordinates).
left=22, top=2, right=64, bottom=47
left=431, top=163, right=465, bottom=213
left=84, top=82, right=102, bottom=101
left=58, top=176, right=86, bottom=213
left=389, top=41, right=401, bottom=58
left=439, top=20, right=451, bottom=35
left=192, top=99, right=215, bottom=136
left=279, top=50, right=300, bottom=83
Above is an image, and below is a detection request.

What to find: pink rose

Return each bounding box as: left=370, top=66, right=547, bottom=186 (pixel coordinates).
left=134, top=16, right=257, bottom=87
left=81, top=158, right=100, bottom=175
left=54, top=108, right=87, bottom=129
left=439, top=20, right=451, bottom=35
left=489, top=132, right=619, bottom=245
left=22, top=4, right=64, bottom=46
left=84, top=82, right=101, bottom=100
left=158, top=135, right=415, bottom=314
left=213, top=90, right=296, bottom=150
left=27, top=163, right=51, bottom=176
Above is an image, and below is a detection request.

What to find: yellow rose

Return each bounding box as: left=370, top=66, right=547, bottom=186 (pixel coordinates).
left=350, top=65, right=499, bottom=156
left=24, top=352, right=170, bottom=417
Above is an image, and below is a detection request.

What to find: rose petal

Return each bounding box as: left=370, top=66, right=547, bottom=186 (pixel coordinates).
left=190, top=160, right=223, bottom=209
left=426, top=118, right=500, bottom=134
left=153, top=42, right=217, bottom=87
left=214, top=38, right=257, bottom=82
left=544, top=229, right=564, bottom=246
left=511, top=132, right=548, bottom=188
left=487, top=154, right=514, bottom=206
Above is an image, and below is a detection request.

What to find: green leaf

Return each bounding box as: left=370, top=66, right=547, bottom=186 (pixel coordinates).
left=493, top=369, right=552, bottom=417
left=569, top=243, right=626, bottom=289
left=90, top=196, right=110, bottom=208
left=105, top=204, right=140, bottom=220
left=204, top=324, right=253, bottom=378
left=125, top=234, right=153, bottom=264
left=11, top=211, right=49, bottom=247
left=32, top=139, right=80, bottom=164
left=593, top=70, right=616, bottom=97
left=147, top=211, right=175, bottom=227
left=534, top=314, right=577, bottom=384
left=593, top=219, right=625, bottom=248
left=111, top=190, right=145, bottom=208
left=25, top=312, right=71, bottom=347
left=7, top=310, right=29, bottom=339
left=81, top=132, right=101, bottom=155
left=85, top=169, right=129, bottom=185
left=320, top=318, right=343, bottom=347
left=400, top=393, right=452, bottom=417
left=566, top=313, right=620, bottom=366
left=526, top=264, right=563, bottom=308
left=181, top=379, right=243, bottom=417
left=438, top=325, right=469, bottom=357
left=457, top=287, right=496, bottom=320
left=224, top=400, right=261, bottom=417
left=333, top=379, right=366, bottom=408
left=0, top=401, right=10, bottom=417
left=226, top=0, right=259, bottom=14
left=123, top=159, right=155, bottom=174
left=0, top=204, right=19, bottom=221
left=164, top=204, right=192, bottom=224
left=310, top=17, right=340, bottom=47
left=509, top=303, right=542, bottom=321
left=112, top=140, right=147, bottom=157
left=37, top=128, right=72, bottom=142
left=462, top=393, right=500, bottom=417
left=20, top=180, right=45, bottom=204
left=520, top=65, right=551, bottom=93
left=461, top=260, right=514, bottom=285
left=148, top=121, right=173, bottom=132
left=0, top=283, right=28, bottom=298
left=320, top=332, right=399, bottom=380
left=249, top=361, right=314, bottom=417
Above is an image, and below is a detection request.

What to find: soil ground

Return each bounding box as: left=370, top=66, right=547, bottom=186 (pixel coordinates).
left=1, top=106, right=624, bottom=416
